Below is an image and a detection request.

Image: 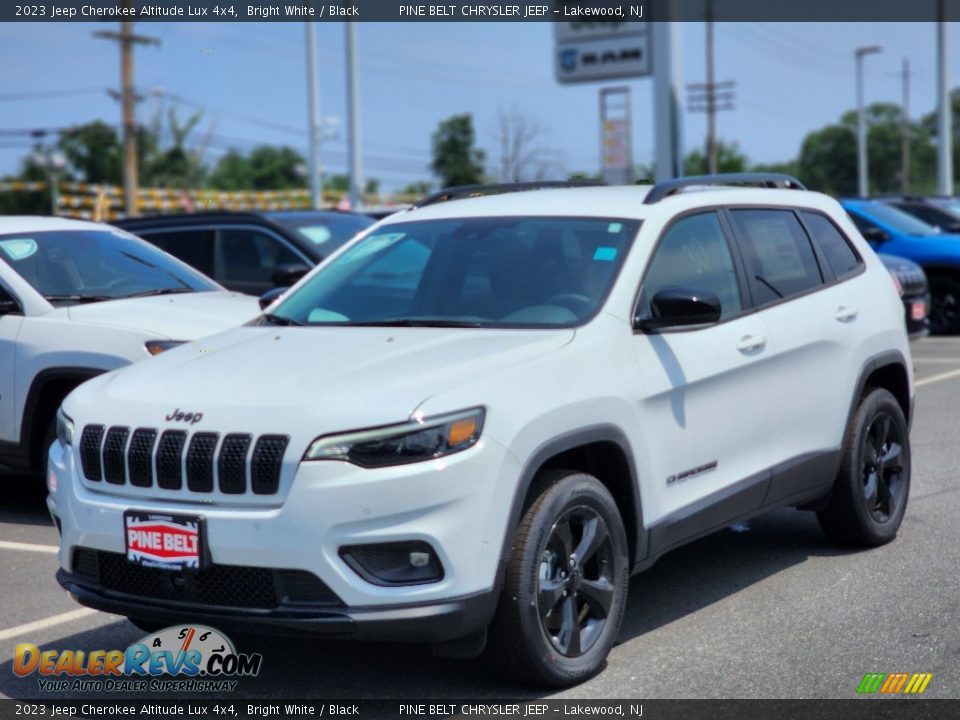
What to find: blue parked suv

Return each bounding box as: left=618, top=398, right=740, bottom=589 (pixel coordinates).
left=841, top=198, right=960, bottom=334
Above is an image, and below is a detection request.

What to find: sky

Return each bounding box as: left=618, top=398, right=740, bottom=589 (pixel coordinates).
left=1, top=20, right=959, bottom=193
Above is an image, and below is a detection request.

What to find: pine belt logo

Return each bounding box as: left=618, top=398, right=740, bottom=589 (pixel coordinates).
left=856, top=672, right=933, bottom=695
left=13, top=625, right=262, bottom=693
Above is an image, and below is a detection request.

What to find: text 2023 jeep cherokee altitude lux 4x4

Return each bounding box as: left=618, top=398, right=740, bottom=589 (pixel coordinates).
left=49, top=175, right=913, bottom=687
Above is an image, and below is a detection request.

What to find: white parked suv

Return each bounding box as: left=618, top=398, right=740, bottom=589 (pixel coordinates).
left=49, top=176, right=913, bottom=687
left=0, top=217, right=260, bottom=482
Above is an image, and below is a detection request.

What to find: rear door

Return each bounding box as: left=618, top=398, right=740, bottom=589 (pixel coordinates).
left=726, top=207, right=871, bottom=503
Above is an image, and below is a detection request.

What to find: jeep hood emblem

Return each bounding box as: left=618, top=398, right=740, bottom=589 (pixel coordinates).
left=166, top=408, right=203, bottom=425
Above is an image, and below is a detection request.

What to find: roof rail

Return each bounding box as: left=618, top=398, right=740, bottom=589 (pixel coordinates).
left=643, top=173, right=807, bottom=205
left=412, top=180, right=605, bottom=210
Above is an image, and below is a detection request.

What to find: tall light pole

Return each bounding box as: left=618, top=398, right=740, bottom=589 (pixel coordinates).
left=936, top=1, right=953, bottom=196
left=855, top=45, right=883, bottom=198
left=305, top=22, right=322, bottom=209
left=345, top=23, right=363, bottom=209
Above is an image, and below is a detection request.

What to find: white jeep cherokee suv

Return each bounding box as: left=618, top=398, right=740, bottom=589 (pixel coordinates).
left=0, top=217, right=259, bottom=481
left=49, top=176, right=913, bottom=687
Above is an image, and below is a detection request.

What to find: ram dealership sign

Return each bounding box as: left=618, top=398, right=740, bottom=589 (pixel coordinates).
left=554, top=20, right=651, bottom=84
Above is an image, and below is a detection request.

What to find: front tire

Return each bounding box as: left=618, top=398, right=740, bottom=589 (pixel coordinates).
left=817, top=388, right=910, bottom=547
left=486, top=470, right=629, bottom=687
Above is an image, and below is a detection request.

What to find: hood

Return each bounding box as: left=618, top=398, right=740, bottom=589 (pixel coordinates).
left=68, top=325, right=574, bottom=441
left=65, top=291, right=260, bottom=339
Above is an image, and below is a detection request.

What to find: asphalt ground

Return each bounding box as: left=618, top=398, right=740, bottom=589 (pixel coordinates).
left=0, top=336, right=958, bottom=701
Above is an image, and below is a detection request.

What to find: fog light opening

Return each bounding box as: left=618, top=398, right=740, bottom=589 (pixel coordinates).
left=340, top=541, right=444, bottom=586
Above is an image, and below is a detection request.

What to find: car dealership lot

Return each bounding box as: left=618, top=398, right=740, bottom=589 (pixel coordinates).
left=1, top=337, right=958, bottom=700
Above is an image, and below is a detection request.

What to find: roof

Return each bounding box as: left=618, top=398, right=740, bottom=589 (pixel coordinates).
left=0, top=216, right=110, bottom=234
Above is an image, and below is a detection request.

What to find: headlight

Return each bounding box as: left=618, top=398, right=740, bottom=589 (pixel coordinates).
left=56, top=408, right=74, bottom=447
left=145, top=340, right=187, bottom=356
left=304, top=407, right=485, bottom=468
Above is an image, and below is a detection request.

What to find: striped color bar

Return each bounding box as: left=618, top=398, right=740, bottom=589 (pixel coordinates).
left=857, top=672, right=932, bottom=694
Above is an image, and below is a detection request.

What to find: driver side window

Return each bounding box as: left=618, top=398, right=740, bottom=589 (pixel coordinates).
left=639, top=212, right=742, bottom=321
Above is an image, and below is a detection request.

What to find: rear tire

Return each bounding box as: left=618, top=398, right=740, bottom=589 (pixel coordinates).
left=928, top=274, right=960, bottom=335
left=818, top=388, right=910, bottom=547
left=485, top=470, right=629, bottom=687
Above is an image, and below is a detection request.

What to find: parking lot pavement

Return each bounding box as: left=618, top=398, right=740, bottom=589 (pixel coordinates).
left=1, top=336, right=958, bottom=700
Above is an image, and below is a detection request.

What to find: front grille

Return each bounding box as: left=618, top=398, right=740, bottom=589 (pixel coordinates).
left=79, top=425, right=105, bottom=481
left=103, top=427, right=129, bottom=484
left=72, top=549, right=342, bottom=610
left=78, top=424, right=288, bottom=497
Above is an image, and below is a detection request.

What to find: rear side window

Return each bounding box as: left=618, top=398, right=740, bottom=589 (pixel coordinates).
left=142, top=229, right=216, bottom=277
left=729, top=209, right=824, bottom=305
left=801, top=211, right=863, bottom=279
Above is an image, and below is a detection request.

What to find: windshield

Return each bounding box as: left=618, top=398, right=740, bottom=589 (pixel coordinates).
left=0, top=229, right=219, bottom=304
left=864, top=203, right=940, bottom=236
left=269, top=216, right=639, bottom=328
left=267, top=212, right=374, bottom=252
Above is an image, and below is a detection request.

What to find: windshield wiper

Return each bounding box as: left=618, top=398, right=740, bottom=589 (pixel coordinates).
left=340, top=318, right=484, bottom=328
left=44, top=294, right=113, bottom=304
left=123, top=287, right=197, bottom=298
left=260, top=313, right=305, bottom=326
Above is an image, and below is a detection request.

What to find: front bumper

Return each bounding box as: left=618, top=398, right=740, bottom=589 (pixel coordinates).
left=48, top=430, right=519, bottom=642
left=56, top=568, right=497, bottom=642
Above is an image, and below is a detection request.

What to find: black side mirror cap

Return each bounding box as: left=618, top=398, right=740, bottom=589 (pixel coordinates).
left=271, top=263, right=311, bottom=288
left=862, top=227, right=891, bottom=243
left=634, top=288, right=722, bottom=331
left=258, top=286, right=289, bottom=311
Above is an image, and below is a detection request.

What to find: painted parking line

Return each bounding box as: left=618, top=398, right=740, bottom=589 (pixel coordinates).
left=0, top=540, right=58, bottom=554
left=916, top=367, right=960, bottom=387
left=0, top=608, right=98, bottom=641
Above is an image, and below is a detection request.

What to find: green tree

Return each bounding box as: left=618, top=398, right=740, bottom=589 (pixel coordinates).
left=143, top=108, right=206, bottom=188
left=431, top=114, right=485, bottom=187
left=920, top=87, right=960, bottom=189
left=684, top=140, right=748, bottom=176
left=797, top=103, right=936, bottom=196
left=209, top=145, right=306, bottom=190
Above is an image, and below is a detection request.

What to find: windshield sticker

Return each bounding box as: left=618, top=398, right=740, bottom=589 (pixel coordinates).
left=593, top=246, right=618, bottom=262
left=0, top=238, right=38, bottom=261
left=607, top=223, right=623, bottom=233
left=300, top=226, right=332, bottom=245
left=307, top=308, right=350, bottom=323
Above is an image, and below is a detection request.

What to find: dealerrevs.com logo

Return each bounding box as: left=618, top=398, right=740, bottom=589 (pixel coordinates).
left=14, top=625, right=262, bottom=693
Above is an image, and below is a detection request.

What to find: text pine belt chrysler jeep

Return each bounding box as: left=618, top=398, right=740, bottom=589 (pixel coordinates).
left=50, top=175, right=914, bottom=687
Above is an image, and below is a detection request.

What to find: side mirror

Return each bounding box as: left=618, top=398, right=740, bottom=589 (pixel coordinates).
left=635, top=288, right=721, bottom=331
left=0, top=286, right=22, bottom=315
left=271, top=263, right=311, bottom=288
left=861, top=227, right=890, bottom=243
left=258, top=286, right=288, bottom=311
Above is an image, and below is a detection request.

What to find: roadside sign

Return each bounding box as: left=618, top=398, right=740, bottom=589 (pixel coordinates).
left=554, top=20, right=650, bottom=84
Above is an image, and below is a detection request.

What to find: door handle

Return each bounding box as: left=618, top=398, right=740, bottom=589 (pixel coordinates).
left=737, top=334, right=767, bottom=353
left=835, top=306, right=859, bottom=322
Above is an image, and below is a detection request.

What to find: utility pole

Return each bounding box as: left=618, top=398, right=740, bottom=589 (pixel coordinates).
left=94, top=2, right=159, bottom=217
left=686, top=0, right=734, bottom=174
left=305, top=22, right=323, bottom=209
left=345, top=22, right=363, bottom=209
left=652, top=20, right=684, bottom=181
left=936, top=0, right=953, bottom=195
left=901, top=58, right=911, bottom=195
left=855, top=45, right=883, bottom=198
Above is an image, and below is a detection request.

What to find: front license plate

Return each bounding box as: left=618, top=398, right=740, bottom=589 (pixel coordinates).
left=911, top=300, right=927, bottom=321
left=124, top=511, right=203, bottom=570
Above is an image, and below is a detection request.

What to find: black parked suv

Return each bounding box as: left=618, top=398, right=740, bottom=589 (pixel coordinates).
left=114, top=210, right=374, bottom=296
